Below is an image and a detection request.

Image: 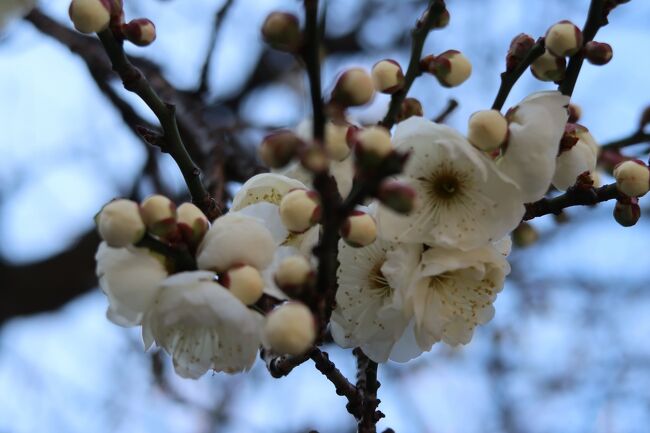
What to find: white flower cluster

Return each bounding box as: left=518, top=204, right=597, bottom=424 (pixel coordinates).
left=95, top=90, right=576, bottom=376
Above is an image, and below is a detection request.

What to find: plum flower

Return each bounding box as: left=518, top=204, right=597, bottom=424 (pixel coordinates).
left=142, top=271, right=263, bottom=378
left=95, top=242, right=168, bottom=327
left=497, top=91, right=570, bottom=202
left=375, top=116, right=524, bottom=250
left=330, top=238, right=423, bottom=363
left=407, top=242, right=510, bottom=350
left=552, top=124, right=599, bottom=190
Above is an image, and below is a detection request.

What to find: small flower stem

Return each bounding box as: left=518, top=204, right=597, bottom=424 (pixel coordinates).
left=379, top=0, right=447, bottom=130
left=523, top=183, right=622, bottom=220
left=96, top=29, right=219, bottom=220
left=491, top=39, right=545, bottom=111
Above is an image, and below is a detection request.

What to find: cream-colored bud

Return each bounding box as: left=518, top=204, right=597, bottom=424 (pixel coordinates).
left=531, top=50, right=566, bottom=82
left=279, top=189, right=321, bottom=233
left=140, top=195, right=177, bottom=237
left=354, top=126, right=392, bottom=158
left=614, top=160, right=650, bottom=197
left=467, top=109, right=508, bottom=152
left=545, top=21, right=583, bottom=57
left=340, top=211, right=377, bottom=247
left=371, top=60, right=405, bottom=94
left=123, top=18, right=156, bottom=47
left=97, top=199, right=145, bottom=247
left=264, top=303, right=316, bottom=355
left=331, top=68, right=375, bottom=107
left=325, top=122, right=351, bottom=161
left=429, top=50, right=472, bottom=88
left=222, top=265, right=264, bottom=306
left=69, top=0, right=110, bottom=34
left=275, top=256, right=313, bottom=290
left=177, top=202, right=209, bottom=244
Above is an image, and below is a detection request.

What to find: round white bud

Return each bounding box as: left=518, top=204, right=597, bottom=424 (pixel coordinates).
left=97, top=199, right=145, bottom=247
left=614, top=160, right=650, bottom=197
left=274, top=256, right=313, bottom=291
left=429, top=50, right=472, bottom=88
left=222, top=265, right=264, bottom=306
left=264, top=303, right=316, bottom=356
left=371, top=60, right=405, bottom=94
left=177, top=202, right=209, bottom=244
left=340, top=211, right=377, bottom=247
left=331, top=68, right=375, bottom=107
left=325, top=122, right=351, bottom=161
left=531, top=50, right=566, bottom=82
left=467, top=109, right=508, bottom=152
left=354, top=126, right=393, bottom=158
left=69, top=0, right=110, bottom=34
left=279, top=189, right=321, bottom=233
left=123, top=18, right=157, bottom=47
left=140, top=195, right=177, bottom=238
left=545, top=21, right=583, bottom=57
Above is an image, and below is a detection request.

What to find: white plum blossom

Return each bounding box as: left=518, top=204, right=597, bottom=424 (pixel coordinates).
left=552, top=125, right=599, bottom=190
left=142, top=271, right=263, bottom=378
left=497, top=91, right=570, bottom=202
left=95, top=242, right=168, bottom=327
left=375, top=116, right=525, bottom=250
left=331, top=238, right=423, bottom=363
left=196, top=212, right=276, bottom=272
left=407, top=242, right=510, bottom=350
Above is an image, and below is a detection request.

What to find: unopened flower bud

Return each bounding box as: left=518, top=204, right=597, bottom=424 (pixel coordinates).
left=467, top=109, right=508, bottom=152
left=221, top=265, right=264, bottom=306
left=397, top=98, right=424, bottom=123
left=330, top=68, right=375, bottom=107
left=340, top=211, right=377, bottom=247
left=177, top=202, right=209, bottom=245
left=69, top=0, right=110, bottom=34
left=261, top=12, right=301, bottom=53
left=260, top=130, right=304, bottom=168
left=279, top=189, right=321, bottom=233
left=325, top=122, right=351, bottom=161
left=545, top=20, right=583, bottom=57
left=531, top=50, right=566, bottom=82
left=140, top=195, right=177, bottom=238
left=96, top=199, right=145, bottom=247
left=568, top=103, right=582, bottom=123
left=264, top=302, right=316, bottom=355
left=417, top=6, right=450, bottom=30
left=351, top=126, right=393, bottom=167
left=425, top=50, right=472, bottom=88
left=377, top=180, right=417, bottom=215
left=506, top=33, right=535, bottom=70
left=371, top=60, right=405, bottom=94
left=300, top=145, right=329, bottom=174
left=614, top=160, right=650, bottom=197
left=274, top=256, right=314, bottom=294
left=584, top=41, right=613, bottom=65
left=512, top=222, right=539, bottom=248
left=613, top=197, right=641, bottom=227
left=123, top=18, right=156, bottom=47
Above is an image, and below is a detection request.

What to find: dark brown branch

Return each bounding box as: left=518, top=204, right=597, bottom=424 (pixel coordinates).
left=433, top=98, right=459, bottom=123
left=491, top=40, right=545, bottom=111
left=600, top=130, right=650, bottom=151
left=303, top=0, right=325, bottom=141
left=310, top=349, right=363, bottom=419
left=195, top=0, right=235, bottom=96
left=355, top=349, right=383, bottom=433
left=262, top=349, right=311, bottom=378
left=524, top=183, right=622, bottom=220
left=379, top=0, right=446, bottom=129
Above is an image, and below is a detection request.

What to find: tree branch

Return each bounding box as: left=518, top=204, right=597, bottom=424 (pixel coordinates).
left=524, top=183, right=622, bottom=220
left=310, top=349, right=363, bottom=419
left=491, top=39, right=545, bottom=111
left=195, top=0, right=235, bottom=96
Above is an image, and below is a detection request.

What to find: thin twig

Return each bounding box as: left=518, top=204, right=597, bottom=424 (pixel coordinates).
left=433, top=98, right=459, bottom=123
left=195, top=0, right=235, bottom=96
left=491, top=39, right=545, bottom=111
left=311, top=349, right=363, bottom=419
left=600, top=130, right=650, bottom=151
left=524, top=183, right=622, bottom=220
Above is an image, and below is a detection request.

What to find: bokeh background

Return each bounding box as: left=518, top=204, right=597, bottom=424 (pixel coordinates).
left=2, top=0, right=650, bottom=432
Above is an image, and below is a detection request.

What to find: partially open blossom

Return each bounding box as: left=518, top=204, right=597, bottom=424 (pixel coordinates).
left=377, top=180, right=417, bottom=215
left=584, top=41, right=613, bottom=65
left=69, top=0, right=110, bottom=34
left=375, top=117, right=524, bottom=250
left=531, top=50, right=566, bottom=82
left=274, top=255, right=314, bottom=294
left=497, top=91, right=570, bottom=202
left=140, top=195, right=177, bottom=238
left=407, top=243, right=510, bottom=349
left=196, top=212, right=276, bottom=272
left=614, top=197, right=641, bottom=227
left=371, top=60, right=405, bottom=94
left=96, top=242, right=168, bottom=327
left=279, top=189, right=321, bottom=233
left=397, top=98, right=424, bottom=123
left=96, top=199, right=145, bottom=248
left=552, top=124, right=598, bottom=190
left=331, top=239, right=422, bottom=363
left=614, top=160, right=650, bottom=197
left=424, top=50, right=472, bottom=87
left=261, top=12, right=301, bottom=53
left=142, top=271, right=262, bottom=378
left=340, top=211, right=377, bottom=248
left=221, top=265, right=264, bottom=306
left=330, top=68, right=375, bottom=107
left=545, top=20, right=583, bottom=57
left=259, top=130, right=304, bottom=169
left=263, top=302, right=316, bottom=356
left=467, top=109, right=509, bottom=152
left=123, top=18, right=156, bottom=46
left=177, top=202, right=209, bottom=246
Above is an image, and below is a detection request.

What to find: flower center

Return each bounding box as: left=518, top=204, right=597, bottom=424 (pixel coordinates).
left=368, top=261, right=392, bottom=299
left=419, top=163, right=469, bottom=204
